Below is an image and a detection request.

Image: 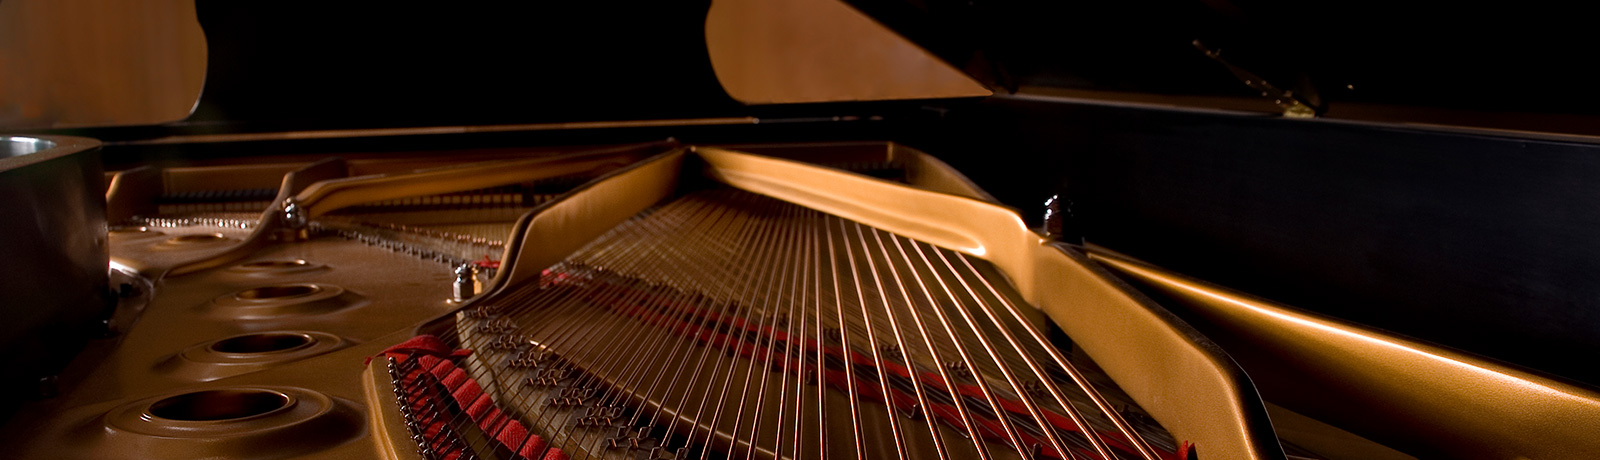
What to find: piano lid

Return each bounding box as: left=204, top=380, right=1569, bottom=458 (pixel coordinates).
left=10, top=1, right=1599, bottom=137
left=180, top=1, right=989, bottom=135
left=185, top=3, right=745, bottom=131
left=850, top=0, right=1600, bottom=135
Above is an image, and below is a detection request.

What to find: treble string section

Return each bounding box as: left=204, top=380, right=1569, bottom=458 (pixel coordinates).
left=568, top=191, right=792, bottom=458
left=765, top=201, right=817, bottom=460
left=822, top=214, right=867, bottom=460
left=942, top=248, right=1161, bottom=460
left=559, top=262, right=718, bottom=451
left=440, top=197, right=720, bottom=458
left=409, top=209, right=669, bottom=459
left=807, top=210, right=828, bottom=460
left=439, top=195, right=698, bottom=347
left=530, top=233, right=730, bottom=455
left=877, top=225, right=1033, bottom=458
left=895, top=230, right=1081, bottom=460
left=483, top=188, right=792, bottom=460
left=851, top=221, right=952, bottom=460
left=721, top=200, right=809, bottom=460
left=748, top=197, right=831, bottom=460
left=876, top=224, right=996, bottom=460
left=835, top=216, right=911, bottom=460
left=452, top=194, right=738, bottom=459
left=631, top=190, right=786, bottom=458
left=622, top=194, right=769, bottom=436
left=926, top=241, right=1125, bottom=460
left=527, top=192, right=767, bottom=459
left=686, top=194, right=811, bottom=460
left=465, top=198, right=710, bottom=371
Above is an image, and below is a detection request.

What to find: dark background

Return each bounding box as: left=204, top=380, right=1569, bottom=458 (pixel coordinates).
left=924, top=98, right=1600, bottom=387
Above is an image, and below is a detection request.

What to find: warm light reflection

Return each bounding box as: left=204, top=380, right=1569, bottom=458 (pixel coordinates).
left=1115, top=258, right=1600, bottom=406
left=109, top=259, right=136, bottom=274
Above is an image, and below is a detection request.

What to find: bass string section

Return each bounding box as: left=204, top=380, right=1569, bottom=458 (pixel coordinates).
left=394, top=188, right=1186, bottom=460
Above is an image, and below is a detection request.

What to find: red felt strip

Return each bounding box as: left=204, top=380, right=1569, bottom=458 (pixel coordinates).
left=451, top=378, right=483, bottom=404
left=483, top=414, right=510, bottom=439
left=366, top=334, right=471, bottom=364
left=387, top=337, right=576, bottom=460
left=480, top=408, right=505, bottom=431
left=416, top=355, right=442, bottom=372
left=466, top=393, right=494, bottom=421
left=497, top=421, right=529, bottom=451
left=441, top=368, right=469, bottom=389
left=518, top=434, right=549, bottom=458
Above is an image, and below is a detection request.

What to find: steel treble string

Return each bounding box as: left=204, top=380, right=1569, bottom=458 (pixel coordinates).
left=693, top=195, right=806, bottom=460
left=881, top=228, right=997, bottom=460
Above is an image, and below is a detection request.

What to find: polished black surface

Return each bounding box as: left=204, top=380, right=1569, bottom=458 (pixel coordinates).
left=925, top=96, right=1600, bottom=386
left=852, top=0, right=1600, bottom=117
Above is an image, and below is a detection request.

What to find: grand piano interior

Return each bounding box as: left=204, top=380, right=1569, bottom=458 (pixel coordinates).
left=4, top=2, right=1600, bottom=459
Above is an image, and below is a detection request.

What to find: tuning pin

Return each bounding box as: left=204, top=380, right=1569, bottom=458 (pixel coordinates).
left=901, top=402, right=923, bottom=420
left=880, top=344, right=903, bottom=361
left=945, top=361, right=973, bottom=380
left=1023, top=380, right=1051, bottom=399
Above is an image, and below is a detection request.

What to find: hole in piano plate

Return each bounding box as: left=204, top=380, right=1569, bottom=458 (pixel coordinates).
left=240, top=259, right=312, bottom=269
left=146, top=389, right=292, bottom=421
left=234, top=284, right=321, bottom=300
left=229, top=259, right=328, bottom=276
left=166, top=233, right=227, bottom=244
left=90, top=386, right=362, bottom=458
left=210, top=284, right=355, bottom=318
left=161, top=332, right=349, bottom=381
left=208, top=332, right=315, bottom=354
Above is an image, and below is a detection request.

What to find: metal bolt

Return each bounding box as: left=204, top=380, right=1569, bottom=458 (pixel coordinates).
left=281, top=198, right=307, bottom=230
